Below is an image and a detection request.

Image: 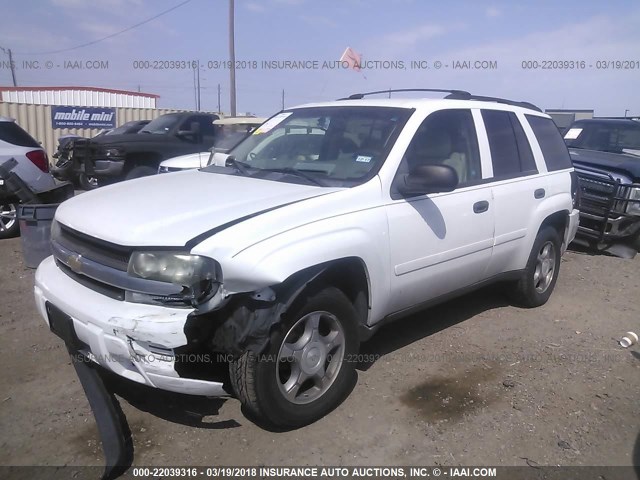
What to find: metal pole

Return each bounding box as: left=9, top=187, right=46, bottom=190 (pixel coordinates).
left=197, top=67, right=201, bottom=111
left=217, top=84, right=221, bottom=114
left=229, top=0, right=237, bottom=116
left=1, top=47, right=18, bottom=86
left=193, top=66, right=197, bottom=110
left=8, top=49, right=16, bottom=86
left=624, top=109, right=629, bottom=118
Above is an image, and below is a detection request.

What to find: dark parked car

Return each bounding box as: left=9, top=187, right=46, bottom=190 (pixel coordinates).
left=52, top=120, right=151, bottom=189
left=565, top=118, right=640, bottom=257
left=71, top=112, right=219, bottom=184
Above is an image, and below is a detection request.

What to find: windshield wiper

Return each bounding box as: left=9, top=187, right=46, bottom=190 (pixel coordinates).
left=260, top=167, right=326, bottom=186
left=622, top=149, right=640, bottom=158
left=225, top=156, right=252, bottom=175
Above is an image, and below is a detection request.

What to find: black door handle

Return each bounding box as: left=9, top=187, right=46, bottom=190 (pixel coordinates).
left=473, top=200, right=489, bottom=213
left=534, top=188, right=545, bottom=199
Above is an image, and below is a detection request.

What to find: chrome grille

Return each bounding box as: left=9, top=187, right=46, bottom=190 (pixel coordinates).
left=56, top=224, right=131, bottom=271
left=577, top=174, right=618, bottom=218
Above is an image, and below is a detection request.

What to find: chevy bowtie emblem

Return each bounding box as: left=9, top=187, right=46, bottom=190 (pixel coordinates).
left=67, top=254, right=83, bottom=274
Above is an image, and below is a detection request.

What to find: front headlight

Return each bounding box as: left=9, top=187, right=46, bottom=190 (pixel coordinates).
left=51, top=219, right=61, bottom=243
left=127, top=252, right=221, bottom=307
left=103, top=147, right=124, bottom=157
left=627, top=187, right=640, bottom=215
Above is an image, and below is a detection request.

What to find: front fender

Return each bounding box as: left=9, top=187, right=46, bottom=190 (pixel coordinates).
left=205, top=207, right=391, bottom=326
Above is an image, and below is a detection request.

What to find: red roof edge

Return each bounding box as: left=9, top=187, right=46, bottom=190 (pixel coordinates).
left=0, top=86, right=160, bottom=99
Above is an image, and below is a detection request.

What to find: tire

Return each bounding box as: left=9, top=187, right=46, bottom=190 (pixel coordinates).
left=508, top=226, right=562, bottom=308
left=230, top=286, right=359, bottom=428
left=78, top=173, right=100, bottom=190
left=125, top=165, right=156, bottom=181
left=632, top=232, right=640, bottom=253
left=0, top=202, right=19, bottom=239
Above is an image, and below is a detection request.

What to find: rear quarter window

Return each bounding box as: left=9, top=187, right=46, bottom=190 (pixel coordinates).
left=0, top=122, right=40, bottom=148
left=525, top=115, right=572, bottom=171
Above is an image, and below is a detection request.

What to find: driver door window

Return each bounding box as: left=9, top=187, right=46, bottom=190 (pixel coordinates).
left=397, top=109, right=482, bottom=186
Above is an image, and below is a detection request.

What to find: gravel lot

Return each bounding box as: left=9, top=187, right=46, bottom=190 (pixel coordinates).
left=0, top=237, right=638, bottom=475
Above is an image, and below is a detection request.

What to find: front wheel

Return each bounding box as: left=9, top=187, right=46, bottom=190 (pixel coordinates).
left=230, top=286, right=359, bottom=428
left=507, top=226, right=561, bottom=308
left=0, top=202, right=19, bottom=239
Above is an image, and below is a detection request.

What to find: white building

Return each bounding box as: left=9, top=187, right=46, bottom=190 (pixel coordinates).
left=0, top=86, right=158, bottom=109
left=0, top=86, right=166, bottom=156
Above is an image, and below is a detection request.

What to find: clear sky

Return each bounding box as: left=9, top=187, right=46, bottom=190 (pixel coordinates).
left=1, top=0, right=639, bottom=117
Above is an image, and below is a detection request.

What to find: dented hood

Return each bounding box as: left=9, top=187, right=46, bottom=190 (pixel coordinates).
left=55, top=170, right=340, bottom=247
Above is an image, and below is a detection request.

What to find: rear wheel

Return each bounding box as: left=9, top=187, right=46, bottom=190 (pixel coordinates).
left=230, top=286, right=359, bottom=428
left=0, top=202, right=19, bottom=239
left=78, top=173, right=99, bottom=190
left=632, top=232, right=640, bottom=253
left=125, top=165, right=156, bottom=180
left=507, top=226, right=561, bottom=308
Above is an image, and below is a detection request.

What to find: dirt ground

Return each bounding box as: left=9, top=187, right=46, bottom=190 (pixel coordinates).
left=0, top=237, right=638, bottom=475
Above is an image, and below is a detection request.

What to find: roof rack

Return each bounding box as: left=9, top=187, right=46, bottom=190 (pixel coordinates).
left=339, top=88, right=470, bottom=100
left=339, top=88, right=542, bottom=112
left=444, top=92, right=542, bottom=112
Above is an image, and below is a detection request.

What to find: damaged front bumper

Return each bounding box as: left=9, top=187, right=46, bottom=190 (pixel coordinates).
left=35, top=256, right=231, bottom=397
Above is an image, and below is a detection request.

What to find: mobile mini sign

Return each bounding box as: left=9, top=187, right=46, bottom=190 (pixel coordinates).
left=51, top=106, right=116, bottom=129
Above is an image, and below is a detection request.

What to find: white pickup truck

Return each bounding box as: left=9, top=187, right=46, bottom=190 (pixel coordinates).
left=35, top=90, right=579, bottom=428
left=157, top=117, right=266, bottom=174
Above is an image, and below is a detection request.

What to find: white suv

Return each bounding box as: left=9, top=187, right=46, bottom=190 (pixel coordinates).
left=0, top=116, right=56, bottom=238
left=35, top=90, right=579, bottom=428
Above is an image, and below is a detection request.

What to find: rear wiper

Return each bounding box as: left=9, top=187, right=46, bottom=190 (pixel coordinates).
left=260, top=167, right=325, bottom=186
left=225, top=156, right=252, bottom=175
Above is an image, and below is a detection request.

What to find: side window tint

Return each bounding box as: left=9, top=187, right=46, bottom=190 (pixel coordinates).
left=525, top=114, right=572, bottom=171
left=0, top=122, right=40, bottom=148
left=400, top=109, right=481, bottom=185
left=508, top=112, right=537, bottom=172
left=482, top=110, right=521, bottom=178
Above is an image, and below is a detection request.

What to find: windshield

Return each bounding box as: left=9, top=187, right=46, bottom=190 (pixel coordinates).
left=202, top=106, right=411, bottom=186
left=140, top=114, right=182, bottom=134
left=565, top=122, right=640, bottom=154
left=106, top=121, right=148, bottom=136
left=214, top=131, right=251, bottom=151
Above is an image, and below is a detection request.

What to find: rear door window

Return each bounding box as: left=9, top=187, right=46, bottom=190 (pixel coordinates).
left=526, top=114, right=572, bottom=171
left=0, top=122, right=40, bottom=148
left=482, top=110, right=522, bottom=178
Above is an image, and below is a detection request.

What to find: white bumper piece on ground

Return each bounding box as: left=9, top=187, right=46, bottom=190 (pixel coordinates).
left=564, top=208, right=580, bottom=253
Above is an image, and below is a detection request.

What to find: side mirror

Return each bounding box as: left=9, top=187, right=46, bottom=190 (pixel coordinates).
left=210, top=152, right=230, bottom=166
left=397, top=164, right=458, bottom=197
left=177, top=130, right=195, bottom=139
left=178, top=122, right=202, bottom=141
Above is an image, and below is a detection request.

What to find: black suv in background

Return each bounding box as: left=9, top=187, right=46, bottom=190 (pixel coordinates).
left=565, top=118, right=640, bottom=257
left=71, top=112, right=219, bottom=184
left=52, top=120, right=151, bottom=190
